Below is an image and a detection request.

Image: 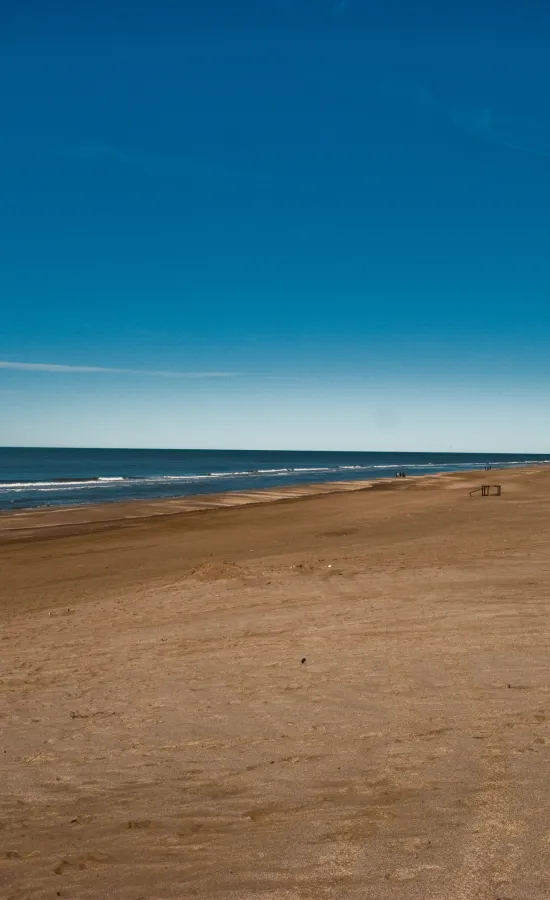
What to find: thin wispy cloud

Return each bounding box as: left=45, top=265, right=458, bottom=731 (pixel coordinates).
left=262, top=0, right=351, bottom=15
left=60, top=141, right=265, bottom=182
left=0, top=361, right=238, bottom=378
left=448, top=106, right=550, bottom=159
left=393, top=80, right=550, bottom=160
left=266, top=375, right=320, bottom=382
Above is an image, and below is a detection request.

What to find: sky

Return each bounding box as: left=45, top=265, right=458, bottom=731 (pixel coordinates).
left=1, top=0, right=550, bottom=451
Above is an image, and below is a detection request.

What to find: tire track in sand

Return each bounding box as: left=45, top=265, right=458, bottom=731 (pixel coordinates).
left=450, top=736, right=525, bottom=900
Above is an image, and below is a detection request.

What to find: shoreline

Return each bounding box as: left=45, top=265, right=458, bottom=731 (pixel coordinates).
left=0, top=463, right=544, bottom=540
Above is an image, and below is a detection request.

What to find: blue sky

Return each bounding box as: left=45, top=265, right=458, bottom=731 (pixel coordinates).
left=1, top=0, right=550, bottom=450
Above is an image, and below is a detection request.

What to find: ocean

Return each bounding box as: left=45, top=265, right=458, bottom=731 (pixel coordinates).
left=0, top=447, right=548, bottom=511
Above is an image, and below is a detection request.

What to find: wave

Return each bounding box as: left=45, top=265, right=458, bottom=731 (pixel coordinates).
left=1, top=458, right=548, bottom=495
left=0, top=469, right=340, bottom=490
left=0, top=475, right=126, bottom=487
left=0, top=478, right=127, bottom=489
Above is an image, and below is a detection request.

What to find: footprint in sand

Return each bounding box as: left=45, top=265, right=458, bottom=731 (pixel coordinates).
left=53, top=852, right=112, bottom=875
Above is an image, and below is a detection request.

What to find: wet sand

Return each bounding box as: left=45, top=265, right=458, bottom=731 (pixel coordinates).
left=2, top=465, right=550, bottom=898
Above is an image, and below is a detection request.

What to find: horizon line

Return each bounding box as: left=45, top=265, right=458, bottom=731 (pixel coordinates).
left=0, top=444, right=545, bottom=456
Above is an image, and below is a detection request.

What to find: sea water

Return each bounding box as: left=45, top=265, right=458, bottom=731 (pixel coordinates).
left=0, top=447, right=547, bottom=511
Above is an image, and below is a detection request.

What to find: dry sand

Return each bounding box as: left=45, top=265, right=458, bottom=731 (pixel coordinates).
left=2, top=465, right=550, bottom=898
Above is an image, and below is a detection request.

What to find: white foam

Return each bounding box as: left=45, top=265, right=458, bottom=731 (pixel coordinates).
left=0, top=479, right=108, bottom=490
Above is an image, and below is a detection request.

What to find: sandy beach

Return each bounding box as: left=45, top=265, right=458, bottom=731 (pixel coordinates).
left=2, top=464, right=550, bottom=899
